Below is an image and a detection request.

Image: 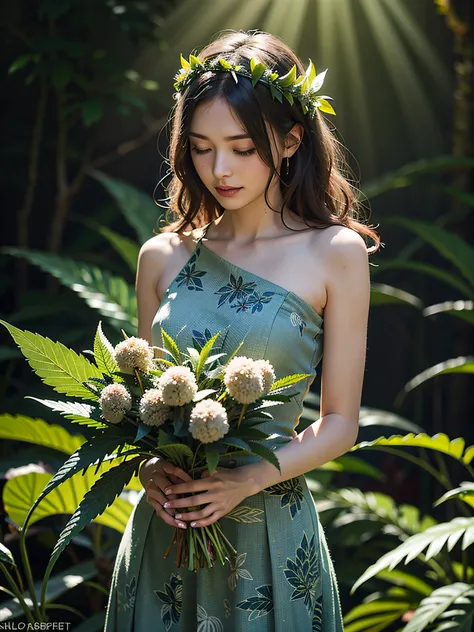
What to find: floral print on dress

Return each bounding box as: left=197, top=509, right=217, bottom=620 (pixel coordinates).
left=122, top=575, right=136, bottom=613
left=215, top=273, right=275, bottom=314
left=176, top=248, right=207, bottom=291
left=312, top=595, right=324, bottom=631
left=236, top=584, right=274, bottom=621
left=226, top=551, right=254, bottom=590
left=290, top=311, right=307, bottom=336
left=154, top=573, right=183, bottom=630
left=263, top=477, right=305, bottom=519
left=197, top=604, right=224, bottom=631
left=284, top=532, right=321, bottom=615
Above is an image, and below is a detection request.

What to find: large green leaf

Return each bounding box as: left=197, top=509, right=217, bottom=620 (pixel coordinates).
left=344, top=597, right=411, bottom=632
left=26, top=398, right=107, bottom=429
left=95, top=224, right=140, bottom=272
left=44, top=456, right=142, bottom=582
left=361, top=156, right=474, bottom=200
left=434, top=481, right=474, bottom=509
left=370, top=260, right=473, bottom=297
left=3, top=249, right=137, bottom=331
left=0, top=560, right=97, bottom=623
left=0, top=414, right=85, bottom=454
left=404, top=582, right=474, bottom=632
left=370, top=283, right=423, bottom=308
left=351, top=432, right=474, bottom=465
left=399, top=356, right=474, bottom=401
left=0, top=542, right=15, bottom=566
left=388, top=218, right=474, bottom=289
left=423, top=300, right=474, bottom=325
left=351, top=518, right=474, bottom=593
left=91, top=170, right=162, bottom=244
left=22, top=425, right=139, bottom=529
left=0, top=321, right=103, bottom=401
left=4, top=470, right=133, bottom=532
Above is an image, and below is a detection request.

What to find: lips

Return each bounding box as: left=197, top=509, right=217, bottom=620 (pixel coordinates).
left=215, top=186, right=242, bottom=197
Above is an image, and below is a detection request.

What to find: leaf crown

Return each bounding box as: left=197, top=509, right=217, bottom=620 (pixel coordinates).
left=173, top=54, right=336, bottom=118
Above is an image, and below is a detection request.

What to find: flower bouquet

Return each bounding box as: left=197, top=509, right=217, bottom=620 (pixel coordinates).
left=1, top=320, right=310, bottom=580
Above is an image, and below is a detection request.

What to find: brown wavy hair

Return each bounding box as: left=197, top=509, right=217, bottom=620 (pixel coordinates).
left=157, top=29, right=381, bottom=254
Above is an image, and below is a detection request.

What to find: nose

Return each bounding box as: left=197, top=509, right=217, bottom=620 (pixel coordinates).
left=212, top=150, right=233, bottom=180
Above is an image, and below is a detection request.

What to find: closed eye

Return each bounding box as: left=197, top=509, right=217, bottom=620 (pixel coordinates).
left=191, top=146, right=256, bottom=156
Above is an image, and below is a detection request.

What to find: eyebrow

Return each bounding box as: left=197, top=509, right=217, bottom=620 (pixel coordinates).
left=188, top=132, right=251, bottom=141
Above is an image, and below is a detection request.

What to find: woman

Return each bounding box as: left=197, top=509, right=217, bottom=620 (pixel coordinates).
left=104, top=29, right=380, bottom=631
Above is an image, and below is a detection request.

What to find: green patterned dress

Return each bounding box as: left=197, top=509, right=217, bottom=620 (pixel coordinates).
left=104, top=223, right=344, bottom=631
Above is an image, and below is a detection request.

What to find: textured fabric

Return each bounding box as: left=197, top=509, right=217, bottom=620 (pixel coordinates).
left=104, top=224, right=344, bottom=631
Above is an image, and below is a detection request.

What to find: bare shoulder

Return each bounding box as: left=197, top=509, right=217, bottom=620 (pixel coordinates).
left=319, top=225, right=368, bottom=277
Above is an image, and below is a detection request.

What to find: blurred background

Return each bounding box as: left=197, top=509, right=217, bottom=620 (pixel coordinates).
left=1, top=1, right=473, bottom=630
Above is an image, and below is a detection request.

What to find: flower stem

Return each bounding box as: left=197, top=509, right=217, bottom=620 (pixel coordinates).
left=237, top=404, right=247, bottom=430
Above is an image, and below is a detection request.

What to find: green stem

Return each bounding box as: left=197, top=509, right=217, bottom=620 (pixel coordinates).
left=0, top=562, right=36, bottom=624
left=193, top=527, right=212, bottom=568
left=0, top=586, right=17, bottom=599
left=237, top=404, right=248, bottom=430
left=44, top=603, right=87, bottom=619
left=19, top=528, right=43, bottom=621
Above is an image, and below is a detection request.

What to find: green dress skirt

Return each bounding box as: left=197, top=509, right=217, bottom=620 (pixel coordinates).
left=104, top=224, right=344, bottom=631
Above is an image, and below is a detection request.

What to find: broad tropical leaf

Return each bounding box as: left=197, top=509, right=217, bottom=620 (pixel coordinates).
left=399, top=356, right=474, bottom=401
left=344, top=597, right=411, bottom=632
left=4, top=470, right=134, bottom=532
left=3, top=250, right=138, bottom=331
left=404, top=582, right=474, bottom=632
left=0, top=321, right=103, bottom=401
left=423, top=300, right=474, bottom=325
left=351, top=518, right=474, bottom=593
left=95, top=224, right=140, bottom=272
left=351, top=432, right=474, bottom=466
left=0, top=414, right=85, bottom=454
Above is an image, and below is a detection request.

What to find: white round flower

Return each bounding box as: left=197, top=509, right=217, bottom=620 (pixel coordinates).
left=99, top=383, right=132, bottom=424
left=253, top=359, right=276, bottom=395
left=223, top=356, right=264, bottom=404
left=157, top=365, right=198, bottom=406
left=189, top=399, right=229, bottom=444
left=114, top=337, right=154, bottom=373
left=139, top=389, right=170, bottom=427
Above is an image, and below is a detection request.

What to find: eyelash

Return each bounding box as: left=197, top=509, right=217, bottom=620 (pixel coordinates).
left=191, top=147, right=256, bottom=156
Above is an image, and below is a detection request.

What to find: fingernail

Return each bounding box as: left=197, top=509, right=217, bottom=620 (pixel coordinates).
left=178, top=522, right=187, bottom=529
left=163, top=502, right=170, bottom=508
left=191, top=522, right=197, bottom=527
left=164, top=488, right=172, bottom=495
left=175, top=514, right=182, bottom=519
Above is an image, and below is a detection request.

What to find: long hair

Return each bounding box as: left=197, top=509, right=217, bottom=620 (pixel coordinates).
left=158, top=30, right=381, bottom=254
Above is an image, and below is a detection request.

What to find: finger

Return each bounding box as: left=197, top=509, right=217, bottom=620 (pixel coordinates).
left=161, top=462, right=194, bottom=482
left=146, top=486, right=177, bottom=517
left=146, top=494, right=187, bottom=529
left=165, top=478, right=220, bottom=496
left=174, top=503, right=217, bottom=522
left=165, top=492, right=214, bottom=510
left=190, top=511, right=222, bottom=528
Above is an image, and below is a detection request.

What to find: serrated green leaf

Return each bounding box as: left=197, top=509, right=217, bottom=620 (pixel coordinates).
left=404, top=582, right=474, bottom=632
left=43, top=457, right=142, bottom=584
left=26, top=397, right=106, bottom=429
left=270, top=373, right=310, bottom=391
left=3, top=249, right=138, bottom=331
left=196, top=331, right=221, bottom=381
left=161, top=328, right=182, bottom=364
left=246, top=441, right=281, bottom=473
left=0, top=320, right=103, bottom=400
left=94, top=321, right=119, bottom=377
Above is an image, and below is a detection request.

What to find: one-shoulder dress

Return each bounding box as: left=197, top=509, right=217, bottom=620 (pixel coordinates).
left=104, top=223, right=344, bottom=631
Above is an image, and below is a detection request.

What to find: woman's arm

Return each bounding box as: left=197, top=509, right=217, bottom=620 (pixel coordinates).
left=135, top=234, right=168, bottom=345
left=245, top=228, right=371, bottom=494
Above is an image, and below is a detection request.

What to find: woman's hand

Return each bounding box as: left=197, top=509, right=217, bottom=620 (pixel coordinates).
left=160, top=464, right=257, bottom=528
left=141, top=459, right=194, bottom=530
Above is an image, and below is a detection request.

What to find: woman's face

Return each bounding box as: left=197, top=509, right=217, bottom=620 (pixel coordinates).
left=188, top=96, right=282, bottom=212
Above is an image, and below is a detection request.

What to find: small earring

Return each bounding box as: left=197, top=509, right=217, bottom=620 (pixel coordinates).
left=285, top=156, right=290, bottom=176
